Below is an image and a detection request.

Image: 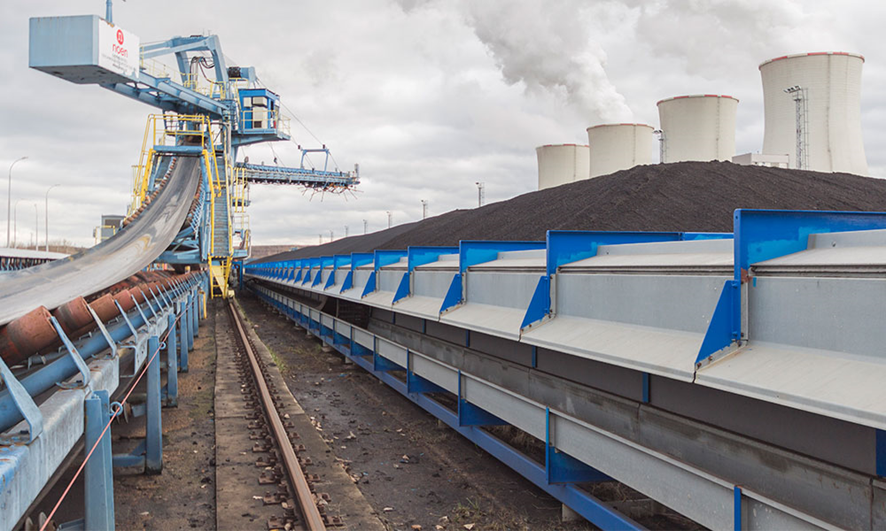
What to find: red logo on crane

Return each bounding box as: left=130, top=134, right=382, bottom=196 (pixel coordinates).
left=116, top=29, right=124, bottom=45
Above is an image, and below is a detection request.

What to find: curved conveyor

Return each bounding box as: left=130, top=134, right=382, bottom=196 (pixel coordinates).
left=0, top=156, right=201, bottom=326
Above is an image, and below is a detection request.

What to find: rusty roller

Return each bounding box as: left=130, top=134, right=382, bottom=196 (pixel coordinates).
left=89, top=293, right=119, bottom=324
left=114, top=290, right=136, bottom=313
left=0, top=306, right=58, bottom=366
left=52, top=297, right=94, bottom=336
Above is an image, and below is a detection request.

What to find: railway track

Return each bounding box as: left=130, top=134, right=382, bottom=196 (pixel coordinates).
left=220, top=300, right=330, bottom=531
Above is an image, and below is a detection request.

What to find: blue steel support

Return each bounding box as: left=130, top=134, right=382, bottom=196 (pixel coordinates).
left=545, top=408, right=610, bottom=484
left=457, top=372, right=508, bottom=427
left=734, top=486, right=743, bottom=531
left=84, top=390, right=115, bottom=531
left=166, top=313, right=178, bottom=407
left=192, top=291, right=200, bottom=339
left=877, top=429, right=886, bottom=477
left=146, top=335, right=163, bottom=474
left=180, top=300, right=190, bottom=372
left=0, top=276, right=201, bottom=432
left=642, top=373, right=650, bottom=403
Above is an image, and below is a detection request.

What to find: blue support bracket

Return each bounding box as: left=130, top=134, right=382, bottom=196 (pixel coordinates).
left=520, top=275, right=551, bottom=330
left=146, top=335, right=163, bottom=474
left=407, top=363, right=448, bottom=395
left=361, top=271, right=377, bottom=298
left=374, top=249, right=408, bottom=273
left=459, top=240, right=547, bottom=275
left=313, top=257, right=333, bottom=287
left=393, top=272, right=411, bottom=303
left=457, top=372, right=508, bottom=427
left=642, top=373, right=650, bottom=403
left=373, top=351, right=403, bottom=372
left=180, top=300, right=190, bottom=372
left=88, top=305, right=117, bottom=359
left=876, top=429, right=886, bottom=477
left=294, top=268, right=303, bottom=283
left=352, top=342, right=373, bottom=357
left=165, top=313, right=178, bottom=407
left=733, top=209, right=886, bottom=281
left=546, top=230, right=685, bottom=277
left=408, top=246, right=459, bottom=272
left=130, top=294, right=150, bottom=326
left=734, top=486, right=743, bottom=531
left=545, top=408, right=610, bottom=484
left=439, top=273, right=462, bottom=313
left=84, top=390, right=115, bottom=531
left=341, top=270, right=354, bottom=292
left=696, top=279, right=741, bottom=364
left=348, top=252, right=375, bottom=288
left=49, top=316, right=91, bottom=389
left=729, top=209, right=886, bottom=341
left=0, top=355, right=43, bottom=444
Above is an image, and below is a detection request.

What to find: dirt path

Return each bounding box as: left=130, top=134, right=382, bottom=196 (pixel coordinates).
left=238, top=291, right=595, bottom=531
left=113, top=304, right=218, bottom=530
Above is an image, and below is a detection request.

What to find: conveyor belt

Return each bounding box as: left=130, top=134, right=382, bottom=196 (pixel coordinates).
left=0, top=156, right=201, bottom=326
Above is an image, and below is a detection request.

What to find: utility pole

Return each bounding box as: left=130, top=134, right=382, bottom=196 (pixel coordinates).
left=329, top=229, right=334, bottom=242
left=45, top=184, right=59, bottom=251
left=319, top=233, right=323, bottom=245
left=7, top=156, right=27, bottom=248
left=784, top=85, right=808, bottom=170
left=363, top=219, right=368, bottom=235
left=421, top=199, right=428, bottom=220
left=33, top=203, right=38, bottom=250
left=386, top=211, right=392, bottom=229
left=344, top=225, right=349, bottom=238
left=475, top=182, right=485, bottom=208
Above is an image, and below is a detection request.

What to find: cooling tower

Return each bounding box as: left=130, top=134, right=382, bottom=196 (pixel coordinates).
left=586, top=124, right=654, bottom=178
left=657, top=95, right=738, bottom=163
left=536, top=144, right=591, bottom=190
left=760, top=52, right=867, bottom=175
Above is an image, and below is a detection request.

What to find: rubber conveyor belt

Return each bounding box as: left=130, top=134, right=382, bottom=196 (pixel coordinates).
left=0, top=156, right=201, bottom=326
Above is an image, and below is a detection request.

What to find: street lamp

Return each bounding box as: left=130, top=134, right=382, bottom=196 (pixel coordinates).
left=13, top=199, right=23, bottom=248
left=7, top=156, right=28, bottom=247
left=45, top=184, right=60, bottom=251
left=32, top=203, right=38, bottom=250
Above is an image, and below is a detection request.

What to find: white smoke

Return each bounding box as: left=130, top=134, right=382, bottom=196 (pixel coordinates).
left=393, top=0, right=634, bottom=124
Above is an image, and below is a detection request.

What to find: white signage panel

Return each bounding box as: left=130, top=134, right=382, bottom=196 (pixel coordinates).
left=97, top=19, right=139, bottom=80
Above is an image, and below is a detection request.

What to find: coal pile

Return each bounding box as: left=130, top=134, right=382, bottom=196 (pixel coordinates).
left=255, top=161, right=886, bottom=263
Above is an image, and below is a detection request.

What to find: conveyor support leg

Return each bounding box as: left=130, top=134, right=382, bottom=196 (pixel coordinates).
left=84, top=390, right=115, bottom=531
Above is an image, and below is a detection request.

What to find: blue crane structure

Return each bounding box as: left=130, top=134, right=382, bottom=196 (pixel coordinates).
left=28, top=8, right=359, bottom=297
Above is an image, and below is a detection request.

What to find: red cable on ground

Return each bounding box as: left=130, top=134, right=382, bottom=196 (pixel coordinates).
left=39, top=310, right=186, bottom=531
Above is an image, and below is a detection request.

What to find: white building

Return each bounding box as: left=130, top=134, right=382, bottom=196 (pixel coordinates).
left=536, top=144, right=591, bottom=190
left=657, top=95, right=738, bottom=163
left=586, top=124, right=654, bottom=178
left=759, top=52, right=868, bottom=175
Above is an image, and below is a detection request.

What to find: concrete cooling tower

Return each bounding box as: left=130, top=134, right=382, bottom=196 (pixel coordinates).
left=657, top=95, right=738, bottom=163
left=586, top=124, right=654, bottom=178
left=760, top=52, right=868, bottom=175
left=536, top=144, right=590, bottom=190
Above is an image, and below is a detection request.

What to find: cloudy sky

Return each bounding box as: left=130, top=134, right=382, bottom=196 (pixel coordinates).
left=0, top=0, right=883, bottom=248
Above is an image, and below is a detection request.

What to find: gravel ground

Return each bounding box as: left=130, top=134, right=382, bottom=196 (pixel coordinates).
left=255, top=161, right=886, bottom=261
left=238, top=291, right=598, bottom=531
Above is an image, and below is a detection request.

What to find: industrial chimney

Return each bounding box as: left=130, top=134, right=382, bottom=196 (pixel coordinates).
left=657, top=95, right=738, bottom=163
left=759, top=52, right=867, bottom=175
left=586, top=124, right=654, bottom=178
left=536, top=144, right=590, bottom=190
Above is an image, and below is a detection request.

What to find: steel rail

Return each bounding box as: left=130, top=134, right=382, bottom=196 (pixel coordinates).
left=227, top=300, right=326, bottom=531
